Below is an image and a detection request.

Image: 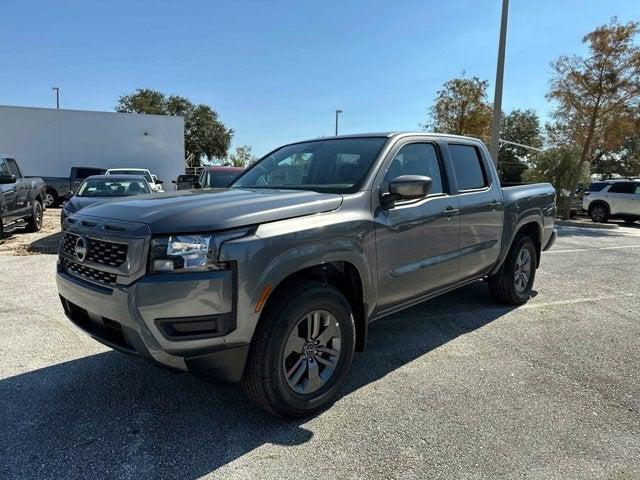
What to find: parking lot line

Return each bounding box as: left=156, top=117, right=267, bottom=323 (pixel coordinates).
left=547, top=244, right=640, bottom=253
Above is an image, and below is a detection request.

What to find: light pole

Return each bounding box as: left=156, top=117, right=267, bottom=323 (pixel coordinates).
left=335, top=109, right=343, bottom=136
left=489, top=0, right=509, bottom=166
left=52, top=87, right=60, bottom=109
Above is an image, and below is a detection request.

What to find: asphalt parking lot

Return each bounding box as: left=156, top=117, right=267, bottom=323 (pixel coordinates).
left=1, top=222, right=640, bottom=479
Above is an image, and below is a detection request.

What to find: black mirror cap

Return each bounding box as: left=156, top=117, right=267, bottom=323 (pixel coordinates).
left=0, top=174, right=17, bottom=184
left=156, top=179, right=164, bottom=184
left=388, top=175, right=433, bottom=200
left=192, top=182, right=202, bottom=189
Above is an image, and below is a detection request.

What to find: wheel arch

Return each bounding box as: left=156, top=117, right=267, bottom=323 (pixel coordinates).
left=256, top=261, right=369, bottom=352
left=491, top=218, right=543, bottom=274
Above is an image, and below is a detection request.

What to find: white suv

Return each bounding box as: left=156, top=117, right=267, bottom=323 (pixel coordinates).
left=583, top=179, right=640, bottom=224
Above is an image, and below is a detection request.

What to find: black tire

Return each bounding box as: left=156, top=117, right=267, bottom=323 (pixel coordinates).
left=488, top=235, right=537, bottom=305
left=241, top=281, right=356, bottom=417
left=44, top=189, right=59, bottom=208
left=589, top=203, right=609, bottom=223
left=25, top=200, right=43, bottom=233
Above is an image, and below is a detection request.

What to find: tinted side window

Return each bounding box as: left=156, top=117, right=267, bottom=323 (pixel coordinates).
left=386, top=143, right=444, bottom=194
left=608, top=182, right=635, bottom=194
left=0, top=159, right=9, bottom=176
left=75, top=168, right=105, bottom=179
left=449, top=144, right=488, bottom=190
left=6, top=159, right=21, bottom=177
left=587, top=182, right=607, bottom=192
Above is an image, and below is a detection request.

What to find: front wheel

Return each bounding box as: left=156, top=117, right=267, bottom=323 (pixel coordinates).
left=242, top=281, right=355, bottom=417
left=488, top=235, right=537, bottom=305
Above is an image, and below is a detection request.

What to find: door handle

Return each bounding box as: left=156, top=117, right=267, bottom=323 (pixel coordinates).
left=490, top=199, right=502, bottom=209
left=443, top=206, right=460, bottom=217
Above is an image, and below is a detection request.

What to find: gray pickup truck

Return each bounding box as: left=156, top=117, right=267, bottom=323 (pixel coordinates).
left=56, top=133, right=556, bottom=417
left=1, top=155, right=46, bottom=235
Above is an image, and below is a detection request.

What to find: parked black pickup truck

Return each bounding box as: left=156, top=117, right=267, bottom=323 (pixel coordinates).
left=0, top=155, right=46, bottom=235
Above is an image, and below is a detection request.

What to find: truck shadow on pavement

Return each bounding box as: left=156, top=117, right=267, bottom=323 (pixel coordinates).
left=1, top=282, right=516, bottom=479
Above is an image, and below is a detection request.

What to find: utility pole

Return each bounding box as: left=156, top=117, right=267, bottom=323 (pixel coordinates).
left=489, top=0, right=509, bottom=166
left=52, top=87, right=60, bottom=109
left=335, top=109, right=343, bottom=136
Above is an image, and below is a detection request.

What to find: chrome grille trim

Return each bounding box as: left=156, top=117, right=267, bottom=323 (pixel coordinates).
left=61, top=258, right=118, bottom=287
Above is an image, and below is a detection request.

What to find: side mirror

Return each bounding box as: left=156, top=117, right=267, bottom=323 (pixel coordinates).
left=382, top=175, right=432, bottom=207
left=156, top=179, right=164, bottom=185
left=171, top=180, right=177, bottom=184
left=0, top=174, right=17, bottom=184
left=193, top=182, right=202, bottom=189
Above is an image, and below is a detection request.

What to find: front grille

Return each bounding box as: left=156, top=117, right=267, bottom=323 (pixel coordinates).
left=61, top=258, right=117, bottom=286
left=61, top=232, right=128, bottom=267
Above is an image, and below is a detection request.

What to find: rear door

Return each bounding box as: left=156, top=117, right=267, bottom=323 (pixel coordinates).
left=374, top=139, right=461, bottom=308
left=446, top=142, right=503, bottom=281
left=605, top=182, right=637, bottom=215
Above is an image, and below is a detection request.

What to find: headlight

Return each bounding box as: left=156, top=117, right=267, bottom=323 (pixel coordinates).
left=148, top=228, right=252, bottom=273
left=150, top=235, right=216, bottom=272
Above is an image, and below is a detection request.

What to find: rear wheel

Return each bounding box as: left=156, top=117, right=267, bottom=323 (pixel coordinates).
left=488, top=235, right=537, bottom=305
left=242, top=281, right=355, bottom=417
left=589, top=203, right=609, bottom=223
left=44, top=189, right=58, bottom=208
left=25, top=200, right=43, bottom=232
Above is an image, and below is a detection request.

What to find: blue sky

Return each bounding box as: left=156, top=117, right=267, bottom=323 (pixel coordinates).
left=1, top=0, right=639, bottom=157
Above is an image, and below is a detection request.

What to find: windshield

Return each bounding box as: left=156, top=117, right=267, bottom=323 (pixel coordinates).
left=108, top=170, right=153, bottom=183
left=76, top=178, right=151, bottom=197
left=231, top=137, right=388, bottom=193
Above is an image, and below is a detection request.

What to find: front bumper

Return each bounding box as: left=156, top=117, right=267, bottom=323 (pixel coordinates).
left=56, top=267, right=249, bottom=384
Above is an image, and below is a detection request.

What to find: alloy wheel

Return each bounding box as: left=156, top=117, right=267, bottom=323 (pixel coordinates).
left=282, top=310, right=341, bottom=394
left=514, top=247, right=532, bottom=293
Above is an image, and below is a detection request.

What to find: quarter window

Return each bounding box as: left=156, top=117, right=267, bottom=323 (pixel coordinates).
left=385, top=143, right=444, bottom=194
left=449, top=144, right=488, bottom=190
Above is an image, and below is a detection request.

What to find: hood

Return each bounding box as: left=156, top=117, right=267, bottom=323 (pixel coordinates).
left=67, top=196, right=124, bottom=212
left=76, top=188, right=343, bottom=234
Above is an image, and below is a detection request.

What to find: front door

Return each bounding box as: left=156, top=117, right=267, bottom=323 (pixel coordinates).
left=0, top=158, right=19, bottom=224
left=374, top=141, right=460, bottom=309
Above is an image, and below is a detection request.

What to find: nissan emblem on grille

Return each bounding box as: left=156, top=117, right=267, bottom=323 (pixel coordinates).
left=74, top=236, right=87, bottom=262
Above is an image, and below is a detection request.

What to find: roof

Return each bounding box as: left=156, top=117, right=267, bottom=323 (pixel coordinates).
left=201, top=166, right=245, bottom=172
left=84, top=174, right=149, bottom=181
left=294, top=131, right=484, bottom=144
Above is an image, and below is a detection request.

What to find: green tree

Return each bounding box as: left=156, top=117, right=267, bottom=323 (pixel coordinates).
left=229, top=145, right=257, bottom=167
left=523, top=146, right=590, bottom=196
left=115, top=89, right=233, bottom=166
left=497, top=109, right=543, bottom=183
left=424, top=77, right=492, bottom=143
left=547, top=18, right=640, bottom=218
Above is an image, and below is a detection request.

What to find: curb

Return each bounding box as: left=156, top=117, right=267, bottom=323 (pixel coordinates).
left=555, top=219, right=619, bottom=230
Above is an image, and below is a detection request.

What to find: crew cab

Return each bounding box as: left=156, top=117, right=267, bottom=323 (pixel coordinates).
left=0, top=155, right=46, bottom=235
left=56, top=133, right=556, bottom=417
